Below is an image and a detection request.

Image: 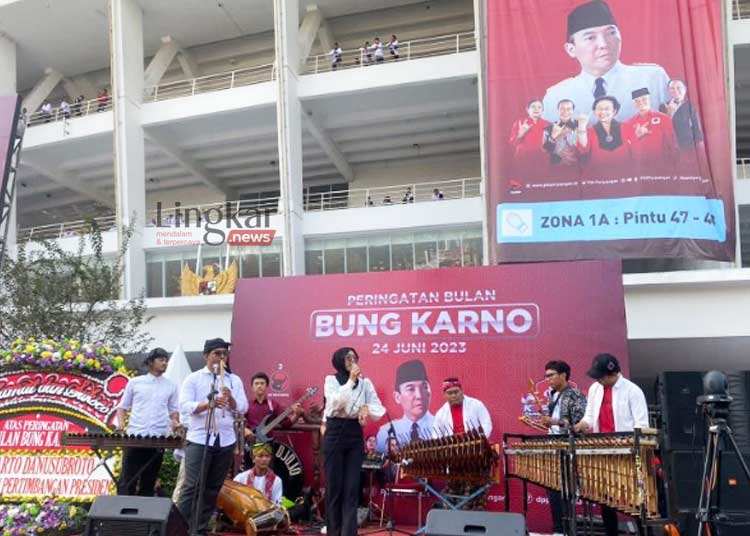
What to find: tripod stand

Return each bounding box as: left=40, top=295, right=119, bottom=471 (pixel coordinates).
left=361, top=413, right=413, bottom=536
left=696, top=413, right=750, bottom=536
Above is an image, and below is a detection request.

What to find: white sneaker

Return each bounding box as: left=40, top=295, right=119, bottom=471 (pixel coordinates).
left=320, top=526, right=327, bottom=534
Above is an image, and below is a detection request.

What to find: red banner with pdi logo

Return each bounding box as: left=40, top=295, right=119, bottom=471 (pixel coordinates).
left=231, top=260, right=628, bottom=531
left=487, top=0, right=734, bottom=262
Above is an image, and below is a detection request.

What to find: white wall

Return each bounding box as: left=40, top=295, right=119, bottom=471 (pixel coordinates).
left=624, top=270, right=750, bottom=339
left=351, top=152, right=479, bottom=189
left=144, top=296, right=234, bottom=352
left=145, top=184, right=224, bottom=213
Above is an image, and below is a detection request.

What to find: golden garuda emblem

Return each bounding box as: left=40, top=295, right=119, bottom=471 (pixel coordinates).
left=180, top=260, right=238, bottom=296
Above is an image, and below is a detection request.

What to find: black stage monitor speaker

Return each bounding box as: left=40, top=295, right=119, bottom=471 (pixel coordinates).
left=85, top=496, right=188, bottom=536
left=424, top=510, right=525, bottom=535
left=657, top=371, right=705, bottom=451
left=667, top=450, right=750, bottom=515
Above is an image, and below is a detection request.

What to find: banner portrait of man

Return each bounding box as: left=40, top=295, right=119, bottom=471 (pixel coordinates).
left=487, top=0, right=734, bottom=262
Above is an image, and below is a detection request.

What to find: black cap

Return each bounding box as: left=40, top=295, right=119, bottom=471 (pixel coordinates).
left=632, top=87, right=650, bottom=99
left=203, top=338, right=231, bottom=354
left=144, top=347, right=169, bottom=364
left=395, top=359, right=429, bottom=390
left=586, top=353, right=621, bottom=379
left=567, top=0, right=617, bottom=40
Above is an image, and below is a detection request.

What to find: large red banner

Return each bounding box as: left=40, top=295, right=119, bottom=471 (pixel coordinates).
left=487, top=0, right=734, bottom=262
left=231, top=261, right=628, bottom=531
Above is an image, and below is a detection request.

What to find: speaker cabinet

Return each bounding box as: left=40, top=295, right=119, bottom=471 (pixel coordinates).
left=84, top=496, right=187, bottom=536
left=657, top=372, right=705, bottom=451
left=424, top=510, right=525, bottom=535
left=666, top=450, right=750, bottom=515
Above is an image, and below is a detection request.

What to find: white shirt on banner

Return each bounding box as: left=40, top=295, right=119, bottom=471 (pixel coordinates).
left=542, top=61, right=670, bottom=124
left=180, top=367, right=249, bottom=447
left=323, top=376, right=386, bottom=420
left=118, top=373, right=179, bottom=436
left=233, top=471, right=283, bottom=505
left=434, top=395, right=493, bottom=437
left=375, top=412, right=435, bottom=452
left=580, top=375, right=649, bottom=433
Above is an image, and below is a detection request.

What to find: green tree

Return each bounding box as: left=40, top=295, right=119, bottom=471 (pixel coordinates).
left=0, top=221, right=152, bottom=353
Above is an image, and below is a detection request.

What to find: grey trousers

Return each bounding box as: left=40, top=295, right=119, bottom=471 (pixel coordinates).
left=176, top=440, right=234, bottom=536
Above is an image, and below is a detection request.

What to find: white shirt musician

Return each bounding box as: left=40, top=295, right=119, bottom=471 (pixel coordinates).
left=574, top=353, right=649, bottom=536
left=115, top=348, right=179, bottom=496
left=433, top=378, right=493, bottom=437
left=176, top=338, right=249, bottom=536
left=234, top=442, right=283, bottom=506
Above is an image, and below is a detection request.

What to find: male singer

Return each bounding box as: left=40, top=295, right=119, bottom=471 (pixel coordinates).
left=177, top=338, right=249, bottom=536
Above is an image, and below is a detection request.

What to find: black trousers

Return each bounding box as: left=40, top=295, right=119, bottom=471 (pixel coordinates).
left=176, top=440, right=234, bottom=536
left=117, top=447, right=164, bottom=496
left=324, top=418, right=364, bottom=536
left=547, top=489, right=564, bottom=533
left=601, top=504, right=619, bottom=536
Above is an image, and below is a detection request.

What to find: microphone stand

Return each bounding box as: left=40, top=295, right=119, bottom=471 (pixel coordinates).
left=362, top=411, right=413, bottom=536
left=190, top=369, right=220, bottom=536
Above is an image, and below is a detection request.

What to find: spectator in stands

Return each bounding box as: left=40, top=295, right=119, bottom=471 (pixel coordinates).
left=388, top=35, right=400, bottom=60
left=358, top=41, right=372, bottom=66
left=432, top=188, right=445, bottom=200
left=401, top=187, right=414, bottom=203
left=97, top=89, right=109, bottom=112
left=329, top=42, right=343, bottom=70
left=41, top=101, right=53, bottom=123
left=371, top=38, right=384, bottom=63
left=383, top=195, right=393, bottom=205
left=365, top=196, right=374, bottom=207
left=74, top=95, right=85, bottom=116
left=16, top=108, right=27, bottom=140
left=61, top=99, right=71, bottom=119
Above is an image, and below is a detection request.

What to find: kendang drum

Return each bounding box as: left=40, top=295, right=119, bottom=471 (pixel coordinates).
left=217, top=479, right=290, bottom=536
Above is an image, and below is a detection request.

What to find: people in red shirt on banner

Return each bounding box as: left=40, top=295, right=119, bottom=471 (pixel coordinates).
left=574, top=354, right=649, bottom=536
left=577, top=96, right=631, bottom=178
left=543, top=99, right=581, bottom=179
left=509, top=99, right=550, bottom=177
left=623, top=87, right=677, bottom=174
left=244, top=372, right=303, bottom=443
left=433, top=378, right=492, bottom=437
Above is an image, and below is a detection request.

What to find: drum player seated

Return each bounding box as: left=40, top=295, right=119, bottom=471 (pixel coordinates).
left=234, top=442, right=283, bottom=506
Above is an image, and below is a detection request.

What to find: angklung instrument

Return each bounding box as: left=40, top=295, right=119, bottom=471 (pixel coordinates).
left=503, top=428, right=662, bottom=533
left=399, top=428, right=499, bottom=483
left=217, top=479, right=290, bottom=536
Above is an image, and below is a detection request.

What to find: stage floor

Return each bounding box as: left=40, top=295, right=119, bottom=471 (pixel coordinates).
left=216, top=528, right=554, bottom=535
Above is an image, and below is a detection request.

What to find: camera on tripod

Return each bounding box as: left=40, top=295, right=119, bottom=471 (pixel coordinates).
left=694, top=371, right=750, bottom=536
left=696, top=370, right=732, bottom=421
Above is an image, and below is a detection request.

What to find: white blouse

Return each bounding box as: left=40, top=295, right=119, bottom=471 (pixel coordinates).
left=324, top=375, right=386, bottom=420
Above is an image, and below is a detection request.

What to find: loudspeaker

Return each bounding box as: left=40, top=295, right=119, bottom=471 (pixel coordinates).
left=424, top=510, right=525, bottom=535
left=84, top=496, right=188, bottom=536
left=657, top=372, right=705, bottom=451
left=666, top=450, right=750, bottom=515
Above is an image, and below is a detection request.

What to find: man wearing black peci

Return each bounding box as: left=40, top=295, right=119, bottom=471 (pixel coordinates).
left=115, top=347, right=180, bottom=496
left=177, top=338, right=249, bottom=536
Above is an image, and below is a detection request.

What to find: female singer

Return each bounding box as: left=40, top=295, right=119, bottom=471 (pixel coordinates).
left=323, top=347, right=385, bottom=536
